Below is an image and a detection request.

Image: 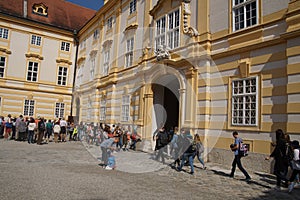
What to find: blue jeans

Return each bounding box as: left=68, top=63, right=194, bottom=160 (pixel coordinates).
left=28, top=130, right=34, bottom=143
left=178, top=152, right=195, bottom=173
left=195, top=152, right=205, bottom=167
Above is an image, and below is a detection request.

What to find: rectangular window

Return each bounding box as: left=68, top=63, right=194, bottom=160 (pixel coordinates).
left=100, top=99, right=106, bottom=121
left=0, top=56, right=5, bottom=78
left=0, top=27, right=9, bottom=39
left=27, top=61, right=38, bottom=82
left=57, top=66, right=68, bottom=86
left=93, top=29, right=99, bottom=40
left=125, top=37, right=134, bottom=68
left=55, top=102, right=65, bottom=119
left=103, top=50, right=110, bottom=75
left=122, top=95, right=130, bottom=121
left=232, top=76, right=258, bottom=126
left=233, top=0, right=257, bottom=31
left=61, top=41, right=70, bottom=52
left=155, top=16, right=166, bottom=50
left=90, top=58, right=95, bottom=80
left=31, top=35, right=42, bottom=46
left=155, top=9, right=180, bottom=50
left=24, top=99, right=35, bottom=116
left=168, top=9, right=180, bottom=49
left=129, top=0, right=137, bottom=14
left=107, top=17, right=113, bottom=30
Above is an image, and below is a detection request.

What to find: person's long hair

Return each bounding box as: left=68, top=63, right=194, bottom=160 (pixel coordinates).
left=194, top=134, right=202, bottom=143
left=275, top=129, right=284, bottom=141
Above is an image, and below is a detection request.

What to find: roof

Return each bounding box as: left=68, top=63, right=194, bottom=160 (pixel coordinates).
left=0, top=0, right=96, bottom=31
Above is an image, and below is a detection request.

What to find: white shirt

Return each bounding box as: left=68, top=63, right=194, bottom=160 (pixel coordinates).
left=293, top=149, right=300, bottom=161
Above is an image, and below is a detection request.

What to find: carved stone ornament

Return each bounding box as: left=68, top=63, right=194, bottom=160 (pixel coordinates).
left=155, top=44, right=170, bottom=61
left=182, top=0, right=199, bottom=37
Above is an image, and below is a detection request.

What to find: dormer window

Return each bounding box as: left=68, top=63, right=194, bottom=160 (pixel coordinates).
left=32, top=3, right=48, bottom=17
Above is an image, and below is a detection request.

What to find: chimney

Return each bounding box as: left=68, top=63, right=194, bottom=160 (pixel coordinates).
left=23, top=0, right=27, bottom=18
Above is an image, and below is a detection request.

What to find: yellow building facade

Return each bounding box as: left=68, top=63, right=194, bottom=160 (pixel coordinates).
left=74, top=0, right=300, bottom=172
left=0, top=0, right=95, bottom=120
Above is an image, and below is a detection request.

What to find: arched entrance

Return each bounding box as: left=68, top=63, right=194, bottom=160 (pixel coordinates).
left=152, top=74, right=180, bottom=132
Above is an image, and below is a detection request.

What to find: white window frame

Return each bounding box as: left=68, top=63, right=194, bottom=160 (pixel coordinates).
left=57, top=66, right=68, bottom=86
left=61, top=41, right=70, bottom=52
left=0, top=27, right=9, bottom=39
left=107, top=17, right=113, bottom=30
left=31, top=35, right=42, bottom=46
left=0, top=56, right=6, bottom=78
left=125, top=37, right=134, bottom=68
left=90, top=58, right=95, bottom=80
left=24, top=99, right=35, bottom=116
left=129, top=0, right=137, bottom=14
left=103, top=49, right=110, bottom=75
left=155, top=9, right=180, bottom=50
left=55, top=102, right=65, bottom=119
left=100, top=98, right=106, bottom=121
left=27, top=61, right=38, bottom=82
left=121, top=95, right=130, bottom=122
left=93, top=29, right=100, bottom=40
left=232, top=76, right=258, bottom=126
left=232, top=0, right=258, bottom=32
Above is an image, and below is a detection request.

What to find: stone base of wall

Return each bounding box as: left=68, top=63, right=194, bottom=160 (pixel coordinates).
left=207, top=148, right=274, bottom=174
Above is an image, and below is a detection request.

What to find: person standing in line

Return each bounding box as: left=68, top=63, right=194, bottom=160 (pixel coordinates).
left=194, top=133, right=206, bottom=169
left=45, top=119, right=53, bottom=143
left=27, top=117, right=36, bottom=144
left=15, top=115, right=23, bottom=141
left=37, top=117, right=45, bottom=145
left=229, top=131, right=251, bottom=182
left=53, top=121, right=61, bottom=143
left=17, top=116, right=27, bottom=141
left=59, top=118, right=67, bottom=142
left=266, top=129, right=290, bottom=190
left=4, top=114, right=12, bottom=140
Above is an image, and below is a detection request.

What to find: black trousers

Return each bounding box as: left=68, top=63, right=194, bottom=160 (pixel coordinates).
left=230, top=155, right=251, bottom=179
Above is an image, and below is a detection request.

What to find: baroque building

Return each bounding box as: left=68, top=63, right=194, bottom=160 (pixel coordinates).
left=1, top=0, right=300, bottom=172
left=0, top=0, right=95, bottom=119
left=73, top=0, right=300, bottom=172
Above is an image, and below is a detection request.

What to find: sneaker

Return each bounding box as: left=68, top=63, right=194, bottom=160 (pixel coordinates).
left=245, top=177, right=251, bottom=182
left=288, top=182, right=295, bottom=193
left=273, top=186, right=281, bottom=191
left=105, top=166, right=113, bottom=170
left=189, top=171, right=194, bottom=175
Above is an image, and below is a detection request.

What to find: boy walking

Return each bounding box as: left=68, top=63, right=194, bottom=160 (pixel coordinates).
left=229, top=131, right=251, bottom=182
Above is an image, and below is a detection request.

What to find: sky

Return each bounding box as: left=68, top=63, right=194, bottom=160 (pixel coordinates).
left=66, top=0, right=104, bottom=11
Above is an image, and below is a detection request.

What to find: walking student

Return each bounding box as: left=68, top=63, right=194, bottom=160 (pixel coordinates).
left=288, top=140, right=300, bottom=193
left=229, top=131, right=251, bottom=182
left=265, top=129, right=290, bottom=190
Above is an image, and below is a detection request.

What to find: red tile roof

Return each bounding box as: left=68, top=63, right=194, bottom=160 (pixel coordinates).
left=0, top=0, right=96, bottom=31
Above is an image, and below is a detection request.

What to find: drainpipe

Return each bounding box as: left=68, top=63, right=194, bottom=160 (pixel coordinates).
left=70, top=30, right=79, bottom=121
left=23, top=0, right=27, bottom=18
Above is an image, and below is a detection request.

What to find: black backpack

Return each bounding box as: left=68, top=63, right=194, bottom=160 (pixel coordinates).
left=39, top=121, right=45, bottom=130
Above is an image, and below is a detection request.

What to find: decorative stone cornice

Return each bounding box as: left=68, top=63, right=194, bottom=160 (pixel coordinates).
left=123, top=24, right=138, bottom=33
left=0, top=47, right=11, bottom=54
left=56, top=58, right=72, bottom=65
left=77, top=56, right=86, bottom=65
left=102, top=39, right=113, bottom=48
left=25, top=52, right=44, bottom=60
left=155, top=44, right=170, bottom=61
left=182, top=0, right=199, bottom=37
left=89, top=49, right=98, bottom=57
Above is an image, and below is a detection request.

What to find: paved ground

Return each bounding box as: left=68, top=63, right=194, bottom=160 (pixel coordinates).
left=1, top=140, right=300, bottom=200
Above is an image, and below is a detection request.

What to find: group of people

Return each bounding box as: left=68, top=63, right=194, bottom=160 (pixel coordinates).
left=0, top=114, right=74, bottom=144
left=2, top=114, right=300, bottom=193
left=265, top=129, right=300, bottom=193
left=152, top=126, right=206, bottom=175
